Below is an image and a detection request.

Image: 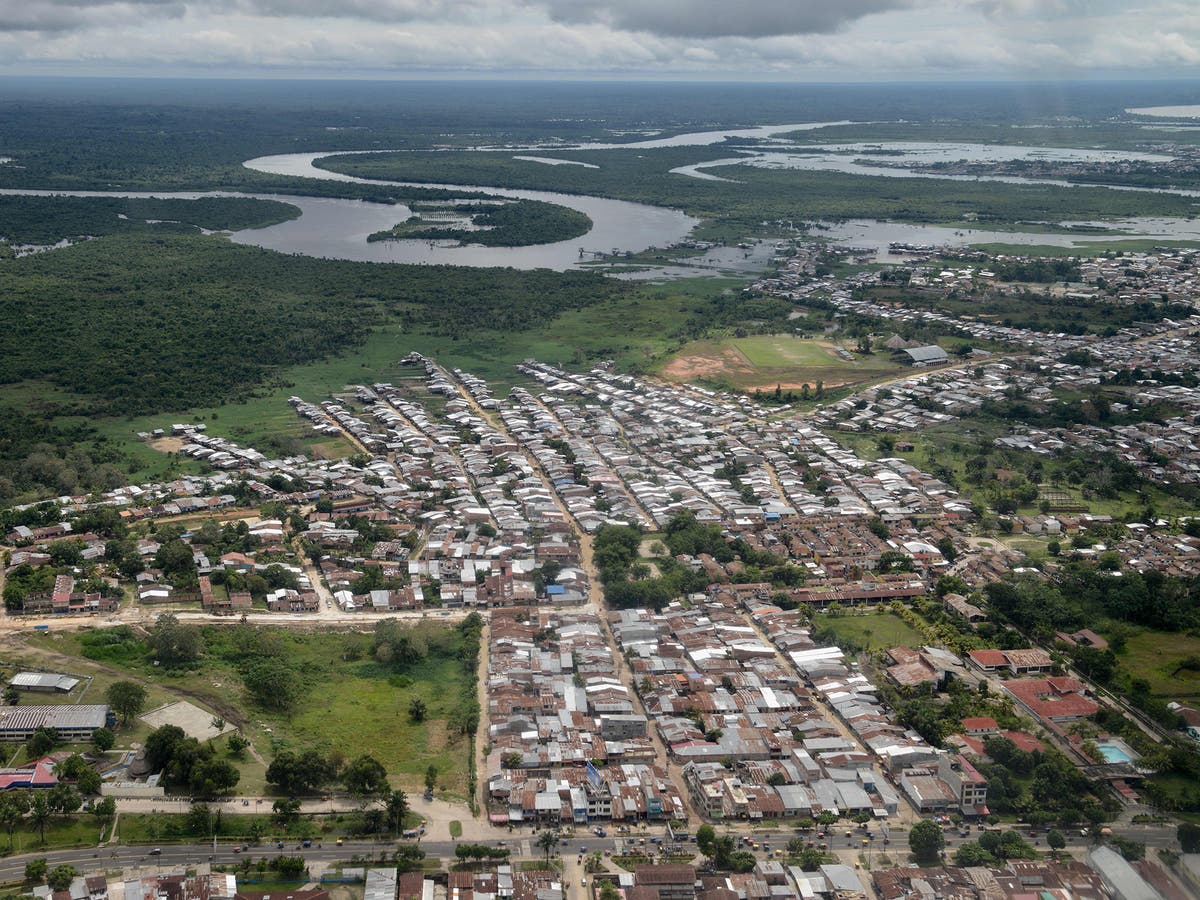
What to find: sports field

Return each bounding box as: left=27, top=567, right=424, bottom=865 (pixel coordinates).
left=660, top=334, right=905, bottom=391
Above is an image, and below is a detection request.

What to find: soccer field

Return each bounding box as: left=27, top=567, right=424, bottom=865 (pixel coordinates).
left=661, top=334, right=905, bottom=391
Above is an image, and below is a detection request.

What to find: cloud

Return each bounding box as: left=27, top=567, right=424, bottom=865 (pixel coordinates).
left=532, top=0, right=913, bottom=38
left=0, top=0, right=1197, bottom=78
left=0, top=0, right=184, bottom=33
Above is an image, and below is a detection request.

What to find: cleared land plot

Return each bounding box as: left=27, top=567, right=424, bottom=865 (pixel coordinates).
left=1121, top=631, right=1200, bottom=701
left=813, top=612, right=925, bottom=651
left=141, top=700, right=237, bottom=741
left=661, top=335, right=904, bottom=392
left=20, top=625, right=474, bottom=797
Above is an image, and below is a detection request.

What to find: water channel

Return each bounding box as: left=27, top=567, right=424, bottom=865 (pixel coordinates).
left=5, top=121, right=1200, bottom=271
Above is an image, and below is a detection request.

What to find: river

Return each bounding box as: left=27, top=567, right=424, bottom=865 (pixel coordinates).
left=6, top=120, right=1200, bottom=271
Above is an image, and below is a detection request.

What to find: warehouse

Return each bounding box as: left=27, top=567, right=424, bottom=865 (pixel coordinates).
left=9, top=672, right=80, bottom=694
left=0, top=705, right=110, bottom=742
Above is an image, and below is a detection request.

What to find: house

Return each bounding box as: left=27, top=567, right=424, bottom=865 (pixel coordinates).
left=966, top=648, right=1052, bottom=675
left=943, top=593, right=987, bottom=625
left=959, top=717, right=998, bottom=736
left=966, top=649, right=1008, bottom=673
left=1004, top=677, right=1098, bottom=724
left=1056, top=628, right=1110, bottom=652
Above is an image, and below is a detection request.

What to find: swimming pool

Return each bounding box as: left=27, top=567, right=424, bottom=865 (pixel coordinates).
left=1096, top=742, right=1135, bottom=764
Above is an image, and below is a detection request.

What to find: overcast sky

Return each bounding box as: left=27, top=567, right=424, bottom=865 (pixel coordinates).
left=1, top=0, right=1198, bottom=79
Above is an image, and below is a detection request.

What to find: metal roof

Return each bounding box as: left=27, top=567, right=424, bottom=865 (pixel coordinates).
left=10, top=672, right=79, bottom=692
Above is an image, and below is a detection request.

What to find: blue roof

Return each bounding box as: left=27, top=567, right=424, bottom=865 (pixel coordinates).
left=546, top=585, right=567, bottom=595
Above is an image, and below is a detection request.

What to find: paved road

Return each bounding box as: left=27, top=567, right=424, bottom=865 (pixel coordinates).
left=0, top=819, right=1181, bottom=884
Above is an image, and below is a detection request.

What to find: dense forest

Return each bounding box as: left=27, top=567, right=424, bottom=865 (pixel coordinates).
left=368, top=199, right=591, bottom=247
left=0, top=231, right=624, bottom=498
left=0, top=196, right=299, bottom=245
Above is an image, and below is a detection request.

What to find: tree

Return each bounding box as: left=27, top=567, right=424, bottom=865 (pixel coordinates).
left=909, top=820, right=944, bottom=865
left=1047, top=829, right=1066, bottom=857
left=47, top=783, right=82, bottom=815
left=0, top=793, right=27, bottom=850
left=696, top=824, right=717, bottom=861
left=27, top=727, right=58, bottom=757
left=954, top=842, right=992, bottom=867
left=408, top=697, right=427, bottom=723
left=190, top=757, right=240, bottom=798
left=424, top=764, right=438, bottom=793
left=24, top=858, right=47, bottom=883
left=93, top=796, right=117, bottom=829
left=536, top=830, right=560, bottom=859
left=144, top=725, right=187, bottom=771
left=243, top=658, right=299, bottom=711
left=385, top=790, right=409, bottom=836
left=75, top=767, right=102, bottom=796
left=227, top=732, right=250, bottom=759
left=28, top=793, right=51, bottom=843
left=3, top=685, right=18, bottom=706
left=92, top=727, right=114, bottom=752
left=343, top=755, right=389, bottom=799
left=795, top=847, right=824, bottom=871
left=105, top=680, right=148, bottom=725
left=272, top=798, right=301, bottom=826
left=147, top=613, right=203, bottom=665
left=267, top=749, right=333, bottom=795
left=1180, top=822, right=1200, bottom=854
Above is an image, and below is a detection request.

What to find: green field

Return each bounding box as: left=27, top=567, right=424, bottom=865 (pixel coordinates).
left=1120, top=631, right=1200, bottom=702
left=662, top=334, right=906, bottom=391
left=812, top=612, right=925, bottom=652
left=17, top=624, right=475, bottom=797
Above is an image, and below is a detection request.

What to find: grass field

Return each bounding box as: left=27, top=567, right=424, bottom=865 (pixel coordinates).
left=17, top=625, right=474, bottom=797
left=1120, top=631, right=1200, bottom=701
left=812, top=612, right=925, bottom=651
left=0, top=815, right=109, bottom=855
left=661, top=334, right=905, bottom=391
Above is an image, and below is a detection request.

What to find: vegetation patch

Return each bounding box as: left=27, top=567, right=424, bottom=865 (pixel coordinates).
left=368, top=199, right=591, bottom=247
left=1119, top=631, right=1200, bottom=702
left=21, top=616, right=481, bottom=795
left=812, top=611, right=926, bottom=653
left=0, top=196, right=299, bottom=246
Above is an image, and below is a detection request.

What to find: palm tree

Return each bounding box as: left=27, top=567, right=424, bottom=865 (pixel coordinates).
left=0, top=795, right=24, bottom=850
left=536, top=830, right=560, bottom=859
left=29, top=794, right=51, bottom=845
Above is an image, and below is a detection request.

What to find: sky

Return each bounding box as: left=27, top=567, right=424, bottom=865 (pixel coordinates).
left=1, top=0, right=1199, bottom=80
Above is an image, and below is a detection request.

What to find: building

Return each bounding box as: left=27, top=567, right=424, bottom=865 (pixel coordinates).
left=0, top=706, right=110, bottom=742
left=10, top=673, right=80, bottom=693
left=365, top=868, right=398, bottom=900
left=1087, top=846, right=1162, bottom=900
left=1004, top=677, right=1098, bottom=724
left=936, top=754, right=988, bottom=817
left=903, top=346, right=950, bottom=367
left=633, top=865, right=697, bottom=900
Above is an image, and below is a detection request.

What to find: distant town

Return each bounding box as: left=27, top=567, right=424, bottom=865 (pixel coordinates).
left=4, top=240, right=1200, bottom=900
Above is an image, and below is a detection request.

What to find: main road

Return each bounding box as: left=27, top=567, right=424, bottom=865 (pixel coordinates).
left=0, top=819, right=1182, bottom=885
